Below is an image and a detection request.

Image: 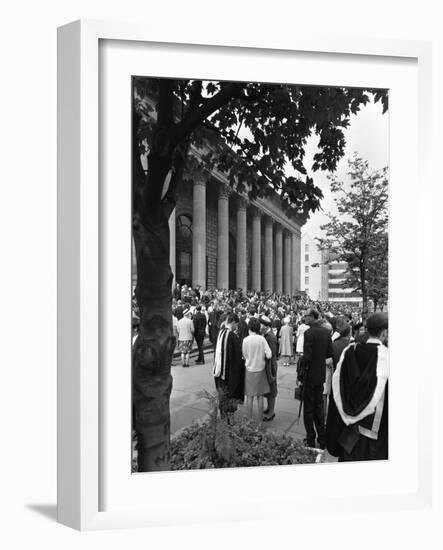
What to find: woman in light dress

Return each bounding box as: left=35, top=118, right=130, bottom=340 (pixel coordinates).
left=242, top=317, right=272, bottom=421
left=279, top=316, right=293, bottom=366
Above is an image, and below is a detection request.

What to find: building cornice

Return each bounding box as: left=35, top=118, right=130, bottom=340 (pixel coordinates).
left=254, top=196, right=301, bottom=236
left=188, top=145, right=302, bottom=236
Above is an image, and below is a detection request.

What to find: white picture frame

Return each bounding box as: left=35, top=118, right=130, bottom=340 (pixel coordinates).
left=57, top=19, right=433, bottom=531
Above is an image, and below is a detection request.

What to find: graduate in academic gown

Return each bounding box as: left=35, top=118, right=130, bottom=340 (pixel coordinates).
left=326, top=313, right=389, bottom=461
left=213, top=313, right=245, bottom=417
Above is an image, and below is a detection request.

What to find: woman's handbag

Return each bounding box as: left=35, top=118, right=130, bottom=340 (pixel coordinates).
left=293, top=385, right=303, bottom=401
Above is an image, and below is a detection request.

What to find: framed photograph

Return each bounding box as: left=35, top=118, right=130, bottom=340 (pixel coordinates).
left=58, top=19, right=432, bottom=530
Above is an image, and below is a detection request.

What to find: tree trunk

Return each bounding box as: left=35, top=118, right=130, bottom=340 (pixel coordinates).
left=360, top=263, right=368, bottom=321
left=131, top=79, right=233, bottom=471
left=132, top=202, right=176, bottom=471
left=132, top=94, right=177, bottom=470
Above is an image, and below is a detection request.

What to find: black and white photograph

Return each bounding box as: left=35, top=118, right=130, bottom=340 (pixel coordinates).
left=4, top=0, right=441, bottom=542
left=131, top=77, right=389, bottom=473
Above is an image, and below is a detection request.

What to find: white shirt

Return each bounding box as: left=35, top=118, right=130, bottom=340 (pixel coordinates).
left=242, top=333, right=272, bottom=372
left=296, top=323, right=309, bottom=353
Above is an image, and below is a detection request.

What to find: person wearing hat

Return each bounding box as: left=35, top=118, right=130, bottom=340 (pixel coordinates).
left=260, top=315, right=278, bottom=422
left=176, top=308, right=194, bottom=367
left=326, top=312, right=389, bottom=461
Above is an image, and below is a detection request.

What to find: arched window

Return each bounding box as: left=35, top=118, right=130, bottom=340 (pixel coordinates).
left=177, top=214, right=192, bottom=243
left=176, top=214, right=193, bottom=286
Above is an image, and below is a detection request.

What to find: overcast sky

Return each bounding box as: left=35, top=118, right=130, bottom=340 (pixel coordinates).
left=301, top=98, right=389, bottom=239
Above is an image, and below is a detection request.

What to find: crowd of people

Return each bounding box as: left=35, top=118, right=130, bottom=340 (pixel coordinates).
left=134, top=283, right=389, bottom=461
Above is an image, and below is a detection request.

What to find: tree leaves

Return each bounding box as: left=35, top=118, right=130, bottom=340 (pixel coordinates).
left=318, top=155, right=389, bottom=314
left=133, top=78, right=388, bottom=221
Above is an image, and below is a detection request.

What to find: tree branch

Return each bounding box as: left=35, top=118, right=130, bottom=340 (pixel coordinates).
left=173, top=82, right=246, bottom=143
left=201, top=120, right=275, bottom=188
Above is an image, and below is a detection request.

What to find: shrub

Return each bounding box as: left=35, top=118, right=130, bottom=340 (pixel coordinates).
left=170, top=391, right=319, bottom=470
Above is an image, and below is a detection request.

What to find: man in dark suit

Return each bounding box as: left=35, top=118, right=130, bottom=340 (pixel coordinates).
left=236, top=308, right=249, bottom=345
left=332, top=318, right=352, bottom=368
left=193, top=304, right=207, bottom=364
left=302, top=309, right=333, bottom=449
left=208, top=303, right=221, bottom=348
left=260, top=315, right=278, bottom=422
left=173, top=283, right=182, bottom=301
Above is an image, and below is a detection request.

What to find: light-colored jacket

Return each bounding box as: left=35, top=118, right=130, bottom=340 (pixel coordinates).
left=242, top=333, right=272, bottom=372
left=279, top=324, right=293, bottom=356
left=177, top=316, right=195, bottom=341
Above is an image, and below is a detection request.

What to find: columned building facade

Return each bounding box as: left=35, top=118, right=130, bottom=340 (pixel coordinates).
left=172, top=172, right=302, bottom=294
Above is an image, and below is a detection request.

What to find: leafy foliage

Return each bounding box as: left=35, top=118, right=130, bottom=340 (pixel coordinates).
left=169, top=392, right=319, bottom=470
left=133, top=78, right=388, bottom=222
left=317, top=154, right=389, bottom=315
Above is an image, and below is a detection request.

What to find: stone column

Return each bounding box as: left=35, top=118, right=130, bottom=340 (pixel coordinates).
left=192, top=178, right=206, bottom=290
left=264, top=217, right=274, bottom=292
left=251, top=208, right=262, bottom=291
left=217, top=184, right=230, bottom=289
left=292, top=232, right=301, bottom=294
left=236, top=197, right=247, bottom=291
left=283, top=229, right=292, bottom=295
left=168, top=208, right=176, bottom=289
left=275, top=224, right=283, bottom=293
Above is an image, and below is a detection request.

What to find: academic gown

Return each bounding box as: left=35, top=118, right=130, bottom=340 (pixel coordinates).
left=326, top=342, right=388, bottom=461
left=214, top=330, right=245, bottom=403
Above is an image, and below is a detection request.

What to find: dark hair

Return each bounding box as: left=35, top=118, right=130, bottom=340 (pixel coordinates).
left=335, top=316, right=351, bottom=337
left=307, top=309, right=319, bottom=320
left=338, top=321, right=351, bottom=337
left=366, top=313, right=388, bottom=337
left=195, top=305, right=202, bottom=312
left=226, top=313, right=239, bottom=325
left=248, top=317, right=261, bottom=334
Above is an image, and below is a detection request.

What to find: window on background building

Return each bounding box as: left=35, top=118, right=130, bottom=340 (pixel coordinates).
left=305, top=276, right=309, bottom=285
left=177, top=214, right=193, bottom=286
left=305, top=244, right=309, bottom=252
left=305, top=266, right=309, bottom=273
left=177, top=214, right=192, bottom=241
left=305, top=254, right=309, bottom=262
left=179, top=251, right=191, bottom=283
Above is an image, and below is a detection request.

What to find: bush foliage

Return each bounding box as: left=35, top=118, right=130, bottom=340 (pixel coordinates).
left=170, top=392, right=319, bottom=470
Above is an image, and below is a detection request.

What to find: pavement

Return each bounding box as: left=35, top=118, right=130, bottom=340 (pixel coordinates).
left=170, top=339, right=338, bottom=463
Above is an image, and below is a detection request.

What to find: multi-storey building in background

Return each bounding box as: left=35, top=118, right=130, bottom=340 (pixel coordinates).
left=321, top=249, right=362, bottom=306
left=300, top=236, right=363, bottom=305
